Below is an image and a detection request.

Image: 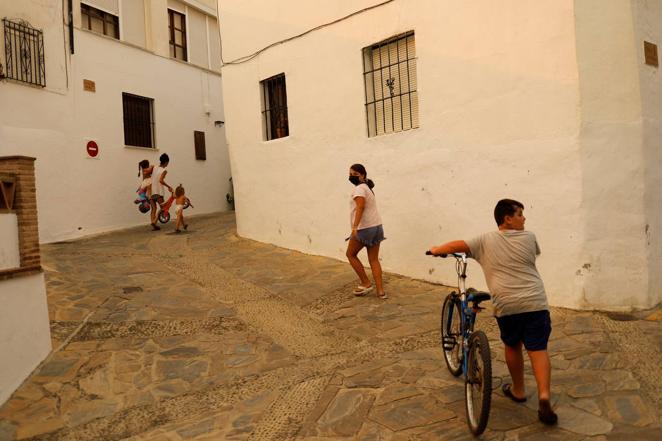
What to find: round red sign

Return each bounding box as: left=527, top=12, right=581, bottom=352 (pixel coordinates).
left=86, top=141, right=99, bottom=158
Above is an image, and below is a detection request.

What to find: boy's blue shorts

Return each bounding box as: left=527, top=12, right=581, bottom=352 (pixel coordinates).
left=496, top=310, right=551, bottom=351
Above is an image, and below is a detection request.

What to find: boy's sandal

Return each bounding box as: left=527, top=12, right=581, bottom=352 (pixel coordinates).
left=353, top=285, right=374, bottom=296
left=174, top=229, right=181, bottom=234
left=502, top=384, right=527, bottom=403
left=377, top=292, right=388, bottom=300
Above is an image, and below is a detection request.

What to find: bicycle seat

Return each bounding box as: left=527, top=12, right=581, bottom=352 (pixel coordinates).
left=466, top=288, right=491, bottom=303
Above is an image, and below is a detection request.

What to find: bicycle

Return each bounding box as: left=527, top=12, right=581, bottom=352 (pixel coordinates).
left=426, top=251, right=492, bottom=435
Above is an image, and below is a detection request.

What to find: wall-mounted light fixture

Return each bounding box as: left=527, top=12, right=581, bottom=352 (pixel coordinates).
left=214, top=120, right=225, bottom=127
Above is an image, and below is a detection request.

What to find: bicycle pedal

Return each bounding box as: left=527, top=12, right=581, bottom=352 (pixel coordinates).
left=442, top=336, right=456, bottom=351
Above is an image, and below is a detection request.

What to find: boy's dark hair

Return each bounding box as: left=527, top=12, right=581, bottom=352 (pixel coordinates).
left=159, top=153, right=170, bottom=165
left=138, top=159, right=149, bottom=176
left=494, top=199, right=524, bottom=225
left=175, top=184, right=185, bottom=197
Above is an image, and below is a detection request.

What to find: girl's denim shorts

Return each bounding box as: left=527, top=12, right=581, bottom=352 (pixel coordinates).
left=356, top=225, right=385, bottom=247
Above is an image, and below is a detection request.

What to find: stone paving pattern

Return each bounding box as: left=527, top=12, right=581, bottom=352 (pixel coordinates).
left=0, top=213, right=660, bottom=440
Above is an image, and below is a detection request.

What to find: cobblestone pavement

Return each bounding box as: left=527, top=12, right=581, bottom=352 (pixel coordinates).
left=0, top=213, right=660, bottom=440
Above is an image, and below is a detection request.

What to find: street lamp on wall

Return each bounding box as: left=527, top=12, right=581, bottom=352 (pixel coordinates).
left=214, top=120, right=225, bottom=127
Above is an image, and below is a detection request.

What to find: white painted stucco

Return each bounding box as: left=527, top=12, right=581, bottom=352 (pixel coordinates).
left=220, top=0, right=661, bottom=310
left=0, top=0, right=232, bottom=243
left=0, top=213, right=20, bottom=270
left=0, top=273, right=52, bottom=405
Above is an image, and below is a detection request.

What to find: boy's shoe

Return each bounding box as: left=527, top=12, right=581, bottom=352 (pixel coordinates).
left=538, top=399, right=558, bottom=425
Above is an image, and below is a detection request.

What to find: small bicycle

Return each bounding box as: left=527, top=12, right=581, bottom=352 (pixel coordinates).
left=426, top=251, right=492, bottom=435
left=157, top=192, right=191, bottom=224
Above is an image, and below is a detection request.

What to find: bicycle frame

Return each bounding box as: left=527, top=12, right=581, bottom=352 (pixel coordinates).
left=446, top=254, right=478, bottom=376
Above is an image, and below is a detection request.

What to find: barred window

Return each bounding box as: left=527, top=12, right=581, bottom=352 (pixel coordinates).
left=260, top=74, right=289, bottom=141
left=122, top=93, right=154, bottom=148
left=168, top=9, right=187, bottom=61
left=81, top=3, right=119, bottom=39
left=2, top=19, right=46, bottom=87
left=363, top=31, right=419, bottom=137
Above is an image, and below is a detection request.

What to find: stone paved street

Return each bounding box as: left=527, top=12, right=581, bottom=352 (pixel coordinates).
left=0, top=213, right=660, bottom=440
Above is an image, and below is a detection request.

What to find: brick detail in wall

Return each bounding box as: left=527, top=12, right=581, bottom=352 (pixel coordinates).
left=0, top=156, right=41, bottom=269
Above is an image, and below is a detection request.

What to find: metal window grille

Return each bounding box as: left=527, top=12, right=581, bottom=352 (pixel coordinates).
left=168, top=9, right=187, bottom=61
left=122, top=93, right=154, bottom=148
left=81, top=3, right=119, bottom=39
left=363, top=31, right=418, bottom=137
left=260, top=74, right=289, bottom=141
left=2, top=19, right=46, bottom=87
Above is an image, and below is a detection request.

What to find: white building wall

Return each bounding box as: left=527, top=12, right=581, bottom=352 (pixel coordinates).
left=632, top=0, right=662, bottom=308
left=0, top=0, right=231, bottom=243
left=0, top=273, right=51, bottom=405
left=220, top=0, right=660, bottom=310
left=0, top=214, right=20, bottom=270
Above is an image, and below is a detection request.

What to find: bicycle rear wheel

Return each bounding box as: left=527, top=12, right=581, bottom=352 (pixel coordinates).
left=465, top=330, right=492, bottom=435
left=440, top=294, right=462, bottom=376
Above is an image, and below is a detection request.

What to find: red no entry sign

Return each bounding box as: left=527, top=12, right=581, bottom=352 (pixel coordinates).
left=86, top=141, right=99, bottom=157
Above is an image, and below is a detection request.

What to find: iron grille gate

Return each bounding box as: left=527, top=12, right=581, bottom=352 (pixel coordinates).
left=2, top=18, right=46, bottom=87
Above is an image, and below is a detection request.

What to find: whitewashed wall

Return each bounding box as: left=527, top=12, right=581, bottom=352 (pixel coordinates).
left=0, top=273, right=51, bottom=405
left=0, top=0, right=231, bottom=242
left=0, top=214, right=20, bottom=270
left=220, top=0, right=661, bottom=310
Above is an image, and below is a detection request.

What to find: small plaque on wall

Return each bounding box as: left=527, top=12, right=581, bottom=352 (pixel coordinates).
left=644, top=41, right=658, bottom=67
left=83, top=79, right=96, bottom=92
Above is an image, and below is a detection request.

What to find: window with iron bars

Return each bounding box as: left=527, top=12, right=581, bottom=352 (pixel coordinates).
left=168, top=9, right=187, bottom=61
left=2, top=18, right=46, bottom=87
left=122, top=93, right=155, bottom=148
left=363, top=31, right=418, bottom=137
left=81, top=3, right=119, bottom=39
left=260, top=74, right=289, bottom=141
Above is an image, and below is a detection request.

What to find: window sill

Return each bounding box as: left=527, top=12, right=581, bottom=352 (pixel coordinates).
left=124, top=145, right=158, bottom=151
left=262, top=135, right=290, bottom=144
left=0, top=265, right=42, bottom=282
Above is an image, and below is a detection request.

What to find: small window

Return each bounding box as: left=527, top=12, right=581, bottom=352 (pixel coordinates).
left=260, top=74, right=289, bottom=141
left=363, top=31, right=419, bottom=137
left=81, top=3, right=119, bottom=39
left=168, top=9, right=187, bottom=61
left=194, top=131, right=206, bottom=160
left=2, top=19, right=46, bottom=87
left=122, top=93, right=154, bottom=148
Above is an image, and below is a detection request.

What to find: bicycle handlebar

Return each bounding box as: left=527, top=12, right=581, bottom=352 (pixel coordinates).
left=426, top=251, right=465, bottom=257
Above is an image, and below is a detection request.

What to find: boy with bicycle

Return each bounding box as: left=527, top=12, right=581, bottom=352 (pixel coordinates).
left=429, top=198, right=558, bottom=425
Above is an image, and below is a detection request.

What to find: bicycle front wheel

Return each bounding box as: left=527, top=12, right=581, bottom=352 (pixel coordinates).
left=465, top=330, right=492, bottom=435
left=440, top=294, right=463, bottom=376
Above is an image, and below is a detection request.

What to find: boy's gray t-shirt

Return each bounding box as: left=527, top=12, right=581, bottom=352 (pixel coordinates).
left=466, top=230, right=548, bottom=317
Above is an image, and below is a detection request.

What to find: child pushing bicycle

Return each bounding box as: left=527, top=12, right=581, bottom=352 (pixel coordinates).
left=174, top=184, right=193, bottom=233
left=429, top=199, right=558, bottom=425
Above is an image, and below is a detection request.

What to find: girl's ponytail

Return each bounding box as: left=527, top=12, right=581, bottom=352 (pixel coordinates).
left=366, top=179, right=375, bottom=189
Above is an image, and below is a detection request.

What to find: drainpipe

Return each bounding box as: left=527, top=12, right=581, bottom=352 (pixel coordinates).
left=68, top=0, right=74, bottom=54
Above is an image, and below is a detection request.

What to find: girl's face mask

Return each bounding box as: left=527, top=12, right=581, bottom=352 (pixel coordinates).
left=349, top=175, right=361, bottom=186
